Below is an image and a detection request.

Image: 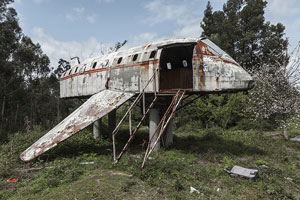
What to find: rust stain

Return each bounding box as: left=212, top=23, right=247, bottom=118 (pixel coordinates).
left=216, top=77, right=219, bottom=88
left=105, top=77, right=110, bottom=89
left=198, top=41, right=214, bottom=56
left=108, top=93, right=126, bottom=106
left=60, top=60, right=158, bottom=81
left=210, top=56, right=239, bottom=67
left=199, top=63, right=206, bottom=90
left=195, top=43, right=202, bottom=55
left=20, top=90, right=134, bottom=162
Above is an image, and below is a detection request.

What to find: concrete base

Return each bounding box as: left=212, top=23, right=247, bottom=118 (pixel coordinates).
left=149, top=108, right=160, bottom=151
left=93, top=118, right=102, bottom=139
left=163, top=118, right=173, bottom=147
left=108, top=109, right=116, bottom=139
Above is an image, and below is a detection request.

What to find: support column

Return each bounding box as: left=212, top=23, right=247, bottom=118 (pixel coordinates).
left=149, top=108, right=160, bottom=151
left=108, top=109, right=116, bottom=139
left=163, top=118, right=173, bottom=147
left=93, top=118, right=102, bottom=139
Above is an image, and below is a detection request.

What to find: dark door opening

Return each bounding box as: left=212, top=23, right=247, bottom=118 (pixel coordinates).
left=159, top=44, right=194, bottom=90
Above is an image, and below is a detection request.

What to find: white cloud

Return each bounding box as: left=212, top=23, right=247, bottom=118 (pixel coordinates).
left=144, top=0, right=188, bottom=25
left=31, top=27, right=111, bottom=68
left=32, top=0, right=47, bottom=4
left=173, top=21, right=202, bottom=38
left=87, top=15, right=96, bottom=24
left=117, top=32, right=160, bottom=51
left=65, top=13, right=76, bottom=22
left=131, top=32, right=158, bottom=46
left=65, top=7, right=97, bottom=24
left=288, top=18, right=300, bottom=31
left=65, top=7, right=85, bottom=22
left=14, top=0, right=22, bottom=4
left=265, top=0, right=300, bottom=51
left=73, top=7, right=85, bottom=14
left=144, top=0, right=202, bottom=38
left=14, top=0, right=48, bottom=4
left=95, top=0, right=114, bottom=3
left=267, top=0, right=300, bottom=17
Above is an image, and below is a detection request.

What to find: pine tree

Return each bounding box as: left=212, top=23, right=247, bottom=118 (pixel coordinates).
left=201, top=0, right=288, bottom=70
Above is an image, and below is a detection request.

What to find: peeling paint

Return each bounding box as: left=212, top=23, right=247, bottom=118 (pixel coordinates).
left=20, top=90, right=134, bottom=162
left=21, top=37, right=255, bottom=162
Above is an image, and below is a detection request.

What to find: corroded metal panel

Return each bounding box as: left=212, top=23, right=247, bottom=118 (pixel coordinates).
left=59, top=37, right=254, bottom=98
left=192, top=40, right=253, bottom=92
left=20, top=90, right=134, bottom=162
left=109, top=66, right=140, bottom=92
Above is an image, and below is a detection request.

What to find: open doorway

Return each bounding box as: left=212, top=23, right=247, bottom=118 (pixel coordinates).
left=159, top=44, right=194, bottom=90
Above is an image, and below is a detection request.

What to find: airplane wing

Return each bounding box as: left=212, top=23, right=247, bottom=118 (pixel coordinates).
left=20, top=90, right=135, bottom=162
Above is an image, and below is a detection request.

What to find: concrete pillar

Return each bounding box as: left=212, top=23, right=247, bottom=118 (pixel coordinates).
left=149, top=108, right=160, bottom=151
left=93, top=118, right=102, bottom=139
left=108, top=109, right=116, bottom=139
left=163, top=118, right=173, bottom=147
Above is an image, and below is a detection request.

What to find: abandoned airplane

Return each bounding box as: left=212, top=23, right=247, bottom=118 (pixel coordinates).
left=20, top=37, right=254, bottom=167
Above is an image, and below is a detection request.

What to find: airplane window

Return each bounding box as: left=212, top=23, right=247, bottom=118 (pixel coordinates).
left=105, top=60, right=109, bottom=67
left=202, top=39, right=237, bottom=64
left=167, top=63, right=172, bottom=70
left=150, top=50, right=156, bottom=59
left=75, top=67, right=78, bottom=73
left=117, top=57, right=122, bottom=64
left=132, top=54, right=138, bottom=61
left=68, top=69, right=72, bottom=75
left=92, top=62, right=97, bottom=69
left=63, top=72, right=66, bottom=77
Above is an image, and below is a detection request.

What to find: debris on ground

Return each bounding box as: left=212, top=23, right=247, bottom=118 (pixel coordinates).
left=260, top=164, right=268, bottom=168
left=225, top=165, right=258, bottom=182
left=290, top=137, right=300, bottom=142
left=190, top=186, right=200, bottom=194
left=7, top=179, right=19, bottom=183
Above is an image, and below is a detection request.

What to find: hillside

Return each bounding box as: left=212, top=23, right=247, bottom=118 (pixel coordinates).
left=0, top=125, right=300, bottom=199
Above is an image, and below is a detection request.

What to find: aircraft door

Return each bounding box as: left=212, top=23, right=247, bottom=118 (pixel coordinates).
left=159, top=44, right=194, bottom=90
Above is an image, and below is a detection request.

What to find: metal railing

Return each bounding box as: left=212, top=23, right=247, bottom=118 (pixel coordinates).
left=112, top=67, right=159, bottom=163
left=141, top=89, right=185, bottom=168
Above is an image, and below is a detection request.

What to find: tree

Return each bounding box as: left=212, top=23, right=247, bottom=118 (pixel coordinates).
left=201, top=0, right=288, bottom=70
left=192, top=0, right=290, bottom=133
left=247, top=43, right=300, bottom=139
left=0, top=0, right=60, bottom=139
left=0, top=1, right=23, bottom=136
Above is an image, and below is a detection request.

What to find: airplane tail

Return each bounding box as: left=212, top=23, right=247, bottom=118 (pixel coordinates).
left=20, top=90, right=134, bottom=162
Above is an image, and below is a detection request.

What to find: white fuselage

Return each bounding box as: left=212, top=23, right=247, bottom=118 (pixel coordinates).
left=60, top=38, right=254, bottom=98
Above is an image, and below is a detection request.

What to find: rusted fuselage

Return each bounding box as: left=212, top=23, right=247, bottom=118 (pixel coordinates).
left=20, top=37, right=254, bottom=162
left=60, top=38, right=254, bottom=98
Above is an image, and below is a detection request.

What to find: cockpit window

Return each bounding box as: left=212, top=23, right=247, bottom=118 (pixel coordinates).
left=201, top=39, right=225, bottom=56
left=201, top=39, right=237, bottom=64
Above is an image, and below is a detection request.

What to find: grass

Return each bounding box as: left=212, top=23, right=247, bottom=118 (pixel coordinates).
left=0, top=124, right=300, bottom=199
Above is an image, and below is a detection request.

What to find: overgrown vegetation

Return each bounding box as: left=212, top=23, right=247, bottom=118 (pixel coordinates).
left=0, top=125, right=299, bottom=199
left=1, top=0, right=300, bottom=199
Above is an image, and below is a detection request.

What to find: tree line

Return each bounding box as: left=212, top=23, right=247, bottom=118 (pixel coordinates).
left=0, top=0, right=76, bottom=140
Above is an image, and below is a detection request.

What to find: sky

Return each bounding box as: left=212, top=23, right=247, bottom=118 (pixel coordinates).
left=12, top=0, right=300, bottom=68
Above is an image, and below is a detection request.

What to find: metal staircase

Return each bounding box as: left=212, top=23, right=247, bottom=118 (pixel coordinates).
left=141, top=90, right=185, bottom=168
left=112, top=68, right=159, bottom=163
left=112, top=67, right=185, bottom=168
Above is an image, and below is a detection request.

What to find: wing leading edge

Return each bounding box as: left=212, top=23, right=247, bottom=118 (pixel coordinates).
left=20, top=90, right=135, bottom=162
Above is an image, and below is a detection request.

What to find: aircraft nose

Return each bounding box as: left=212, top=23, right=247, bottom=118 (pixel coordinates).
left=248, top=80, right=255, bottom=89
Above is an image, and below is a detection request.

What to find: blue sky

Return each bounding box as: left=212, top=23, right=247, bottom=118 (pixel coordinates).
left=12, top=0, right=300, bottom=67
